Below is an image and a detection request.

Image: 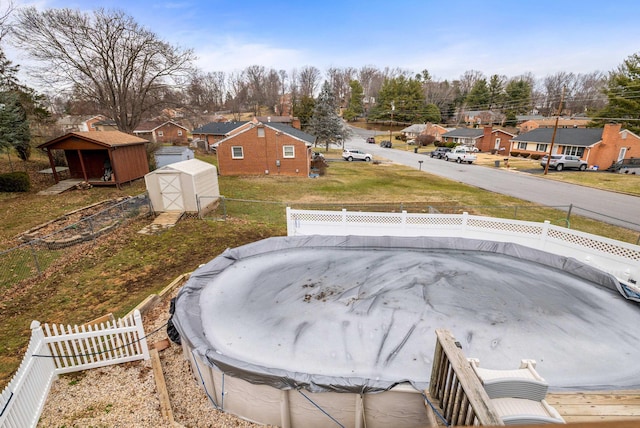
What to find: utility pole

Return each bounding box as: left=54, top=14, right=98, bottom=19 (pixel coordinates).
left=544, top=86, right=566, bottom=176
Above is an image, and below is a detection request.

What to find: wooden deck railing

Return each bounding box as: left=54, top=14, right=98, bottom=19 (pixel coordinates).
left=429, top=329, right=504, bottom=426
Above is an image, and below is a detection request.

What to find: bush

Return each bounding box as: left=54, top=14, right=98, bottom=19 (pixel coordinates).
left=530, top=154, right=541, bottom=160
left=521, top=152, right=531, bottom=158
left=445, top=142, right=457, bottom=148
left=0, top=171, right=31, bottom=192
left=510, top=150, right=520, bottom=157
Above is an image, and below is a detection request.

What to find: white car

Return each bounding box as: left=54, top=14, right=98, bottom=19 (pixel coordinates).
left=342, top=148, right=372, bottom=162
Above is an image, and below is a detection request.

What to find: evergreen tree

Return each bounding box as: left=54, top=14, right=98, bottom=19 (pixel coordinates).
left=424, top=103, right=442, bottom=123
left=466, top=79, right=490, bottom=109
left=590, top=52, right=640, bottom=134
left=293, top=95, right=316, bottom=129
left=487, top=74, right=505, bottom=109
left=309, top=81, right=348, bottom=150
left=0, top=91, right=31, bottom=162
left=505, top=78, right=532, bottom=114
left=369, top=76, right=426, bottom=123
left=342, top=79, right=364, bottom=121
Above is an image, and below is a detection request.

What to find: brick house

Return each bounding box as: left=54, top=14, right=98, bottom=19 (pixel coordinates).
left=133, top=120, right=189, bottom=145
left=518, top=117, right=590, bottom=133
left=56, top=114, right=109, bottom=133
left=191, top=121, right=251, bottom=151
left=441, top=128, right=484, bottom=150
left=479, top=126, right=516, bottom=153
left=510, top=124, right=640, bottom=169
left=422, top=124, right=453, bottom=142
left=216, top=122, right=316, bottom=177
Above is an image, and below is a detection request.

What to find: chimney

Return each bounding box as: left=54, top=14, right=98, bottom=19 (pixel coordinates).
left=602, top=123, right=622, bottom=145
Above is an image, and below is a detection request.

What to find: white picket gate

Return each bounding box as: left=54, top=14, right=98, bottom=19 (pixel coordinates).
left=0, top=310, right=149, bottom=428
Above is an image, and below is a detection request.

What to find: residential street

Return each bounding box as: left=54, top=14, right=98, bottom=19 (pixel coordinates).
left=345, top=126, right=640, bottom=233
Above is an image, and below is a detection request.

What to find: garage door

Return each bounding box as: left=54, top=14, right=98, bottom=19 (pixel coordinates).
left=158, top=173, right=184, bottom=211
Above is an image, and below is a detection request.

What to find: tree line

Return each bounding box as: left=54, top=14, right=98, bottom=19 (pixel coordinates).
left=1, top=4, right=639, bottom=161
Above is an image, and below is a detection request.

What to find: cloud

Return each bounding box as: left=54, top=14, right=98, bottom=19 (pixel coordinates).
left=194, top=37, right=307, bottom=73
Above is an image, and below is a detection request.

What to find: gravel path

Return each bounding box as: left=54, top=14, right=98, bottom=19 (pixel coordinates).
left=37, top=286, right=265, bottom=428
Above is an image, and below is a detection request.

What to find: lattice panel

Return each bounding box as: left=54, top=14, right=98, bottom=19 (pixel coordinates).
left=406, top=216, right=463, bottom=226
left=548, top=228, right=640, bottom=261
left=468, top=218, right=543, bottom=235
left=290, top=213, right=343, bottom=223
left=346, top=214, right=402, bottom=224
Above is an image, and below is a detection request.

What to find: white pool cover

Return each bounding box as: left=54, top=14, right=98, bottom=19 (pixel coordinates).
left=172, top=235, right=640, bottom=394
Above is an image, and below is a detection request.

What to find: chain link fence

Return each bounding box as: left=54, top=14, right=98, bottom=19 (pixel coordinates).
left=0, top=194, right=152, bottom=289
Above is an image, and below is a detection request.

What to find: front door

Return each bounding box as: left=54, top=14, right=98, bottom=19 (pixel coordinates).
left=618, top=147, right=627, bottom=162
left=158, top=173, right=184, bottom=211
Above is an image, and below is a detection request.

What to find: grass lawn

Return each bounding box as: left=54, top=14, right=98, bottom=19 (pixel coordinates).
left=0, top=149, right=638, bottom=388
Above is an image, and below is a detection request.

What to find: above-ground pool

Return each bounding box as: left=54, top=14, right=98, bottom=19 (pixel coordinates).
left=172, top=235, right=640, bottom=427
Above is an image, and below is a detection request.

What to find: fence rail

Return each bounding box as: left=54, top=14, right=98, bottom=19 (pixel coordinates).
left=0, top=310, right=149, bottom=428
left=0, top=194, right=151, bottom=289
left=286, top=208, right=640, bottom=294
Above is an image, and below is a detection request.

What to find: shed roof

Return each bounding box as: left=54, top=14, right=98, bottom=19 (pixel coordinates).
left=155, top=158, right=216, bottom=175
left=38, top=131, right=148, bottom=149
left=512, top=128, right=603, bottom=146
left=192, top=121, right=249, bottom=135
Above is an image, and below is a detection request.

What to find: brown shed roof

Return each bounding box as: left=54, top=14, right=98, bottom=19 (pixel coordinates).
left=38, top=131, right=149, bottom=149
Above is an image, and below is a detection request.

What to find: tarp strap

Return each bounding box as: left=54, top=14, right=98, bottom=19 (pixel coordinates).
left=191, top=349, right=220, bottom=410
left=297, top=389, right=345, bottom=428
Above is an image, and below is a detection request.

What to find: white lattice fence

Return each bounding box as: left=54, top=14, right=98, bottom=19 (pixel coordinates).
left=286, top=208, right=640, bottom=289
left=0, top=310, right=149, bottom=428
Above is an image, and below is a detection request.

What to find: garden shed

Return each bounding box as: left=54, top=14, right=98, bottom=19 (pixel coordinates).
left=154, top=146, right=194, bottom=168
left=144, top=158, right=219, bottom=214
left=37, top=131, right=149, bottom=189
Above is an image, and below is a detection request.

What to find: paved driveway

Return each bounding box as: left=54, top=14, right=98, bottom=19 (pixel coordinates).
left=345, top=127, right=640, bottom=232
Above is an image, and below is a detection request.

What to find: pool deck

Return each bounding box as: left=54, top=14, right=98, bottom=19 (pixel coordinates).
left=546, top=390, right=640, bottom=424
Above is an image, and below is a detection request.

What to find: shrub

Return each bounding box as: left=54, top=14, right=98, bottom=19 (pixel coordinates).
left=510, top=150, right=520, bottom=157
left=445, top=142, right=457, bottom=148
left=0, top=171, right=31, bottom=192
left=521, top=152, right=531, bottom=158
left=530, top=154, right=541, bottom=160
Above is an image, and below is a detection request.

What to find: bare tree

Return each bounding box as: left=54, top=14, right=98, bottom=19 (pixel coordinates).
left=0, top=0, right=14, bottom=44
left=326, top=67, right=356, bottom=108
left=13, top=7, right=195, bottom=132
left=298, top=66, right=321, bottom=98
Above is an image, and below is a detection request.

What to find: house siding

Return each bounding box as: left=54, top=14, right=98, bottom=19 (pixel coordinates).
left=480, top=126, right=513, bottom=153
left=217, top=125, right=311, bottom=176
left=588, top=124, right=640, bottom=169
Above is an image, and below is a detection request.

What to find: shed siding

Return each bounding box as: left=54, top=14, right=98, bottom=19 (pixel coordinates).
left=111, top=145, right=149, bottom=183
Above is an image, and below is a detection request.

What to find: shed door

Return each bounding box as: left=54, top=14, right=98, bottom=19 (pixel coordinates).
left=158, top=173, right=184, bottom=211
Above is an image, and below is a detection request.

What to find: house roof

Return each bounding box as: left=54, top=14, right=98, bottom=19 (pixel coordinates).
left=265, top=122, right=316, bottom=145
left=134, top=120, right=188, bottom=133
left=401, top=124, right=427, bottom=134
left=38, top=131, right=148, bottom=149
left=256, top=116, right=293, bottom=123
left=512, top=128, right=603, bottom=147
left=192, top=121, right=249, bottom=135
left=442, top=128, right=484, bottom=138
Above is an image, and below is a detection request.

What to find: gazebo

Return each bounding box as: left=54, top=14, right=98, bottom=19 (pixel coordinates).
left=38, top=131, right=150, bottom=189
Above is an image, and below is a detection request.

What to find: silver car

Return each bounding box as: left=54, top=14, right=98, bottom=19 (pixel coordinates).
left=342, top=148, right=372, bottom=162
left=540, top=154, right=587, bottom=171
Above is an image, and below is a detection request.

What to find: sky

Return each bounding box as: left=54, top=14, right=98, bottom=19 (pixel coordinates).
left=6, top=0, right=640, bottom=84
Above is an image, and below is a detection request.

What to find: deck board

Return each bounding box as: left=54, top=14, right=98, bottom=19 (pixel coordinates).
left=546, top=391, right=640, bottom=424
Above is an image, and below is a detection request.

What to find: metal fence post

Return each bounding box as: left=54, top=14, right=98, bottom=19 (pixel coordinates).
left=30, top=241, right=42, bottom=275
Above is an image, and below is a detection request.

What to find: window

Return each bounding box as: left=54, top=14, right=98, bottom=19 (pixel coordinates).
left=518, top=142, right=527, bottom=150
left=283, top=145, right=295, bottom=158
left=158, top=131, right=164, bottom=137
left=257, top=127, right=265, bottom=138
left=562, top=146, right=584, bottom=157
left=178, top=130, right=183, bottom=136
left=536, top=143, right=548, bottom=152
left=232, top=146, right=244, bottom=159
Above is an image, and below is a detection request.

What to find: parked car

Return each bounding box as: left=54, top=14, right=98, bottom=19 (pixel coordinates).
left=444, top=147, right=477, bottom=164
left=407, top=139, right=416, bottom=145
left=380, top=140, right=392, bottom=148
left=366, top=137, right=376, bottom=144
left=430, top=147, right=451, bottom=159
left=342, top=148, right=372, bottom=162
left=540, top=155, right=587, bottom=171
